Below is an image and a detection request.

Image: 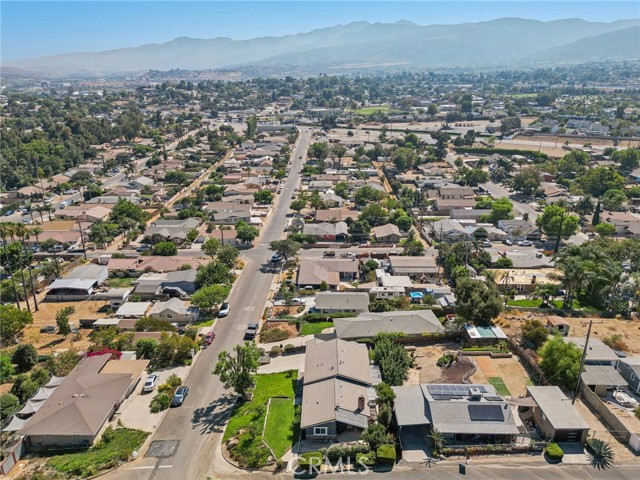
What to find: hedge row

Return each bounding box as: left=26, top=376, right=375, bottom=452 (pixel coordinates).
left=455, top=146, right=548, bottom=161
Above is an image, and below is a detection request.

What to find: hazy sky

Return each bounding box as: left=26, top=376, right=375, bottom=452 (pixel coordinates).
left=2, top=1, right=638, bottom=60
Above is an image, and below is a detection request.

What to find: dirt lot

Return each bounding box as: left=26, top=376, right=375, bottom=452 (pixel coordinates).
left=499, top=311, right=640, bottom=355
left=22, top=300, right=109, bottom=354
left=260, top=321, right=298, bottom=342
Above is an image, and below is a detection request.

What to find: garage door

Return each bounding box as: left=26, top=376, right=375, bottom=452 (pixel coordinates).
left=555, top=429, right=580, bottom=442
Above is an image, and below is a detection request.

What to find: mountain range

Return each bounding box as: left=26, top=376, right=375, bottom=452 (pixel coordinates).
left=4, top=18, right=639, bottom=76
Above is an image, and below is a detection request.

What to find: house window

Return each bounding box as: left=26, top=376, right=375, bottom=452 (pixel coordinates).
left=313, top=427, right=328, bottom=436
left=631, top=373, right=636, bottom=382
left=167, top=314, right=173, bottom=319
left=541, top=412, right=547, bottom=422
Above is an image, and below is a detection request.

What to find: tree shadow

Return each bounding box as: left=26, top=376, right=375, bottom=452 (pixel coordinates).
left=41, top=338, right=66, bottom=349
left=191, top=393, right=236, bottom=435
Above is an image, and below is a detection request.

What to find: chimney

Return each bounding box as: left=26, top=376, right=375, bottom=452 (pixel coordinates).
left=357, top=395, right=365, bottom=411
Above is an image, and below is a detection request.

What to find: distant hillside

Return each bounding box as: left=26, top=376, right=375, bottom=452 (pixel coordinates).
left=4, top=17, right=639, bottom=75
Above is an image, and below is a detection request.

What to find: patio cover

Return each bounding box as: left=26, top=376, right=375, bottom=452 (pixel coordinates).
left=507, top=396, right=538, bottom=407
left=3, top=415, right=29, bottom=432
left=17, top=400, right=44, bottom=415
left=31, top=387, right=53, bottom=401
left=45, top=375, right=65, bottom=388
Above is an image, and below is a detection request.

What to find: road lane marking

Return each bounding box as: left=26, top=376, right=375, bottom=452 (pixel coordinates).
left=126, top=466, right=155, bottom=470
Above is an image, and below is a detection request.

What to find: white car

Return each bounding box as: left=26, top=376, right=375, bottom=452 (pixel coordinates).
left=517, top=240, right=533, bottom=247
left=142, top=374, right=159, bottom=392
left=218, top=302, right=230, bottom=318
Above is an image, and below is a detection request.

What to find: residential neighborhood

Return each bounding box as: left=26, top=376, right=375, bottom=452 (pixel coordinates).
left=1, top=18, right=640, bottom=480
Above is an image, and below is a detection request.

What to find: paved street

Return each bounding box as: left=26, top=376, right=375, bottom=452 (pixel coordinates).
left=104, top=129, right=312, bottom=480
left=481, top=181, right=539, bottom=222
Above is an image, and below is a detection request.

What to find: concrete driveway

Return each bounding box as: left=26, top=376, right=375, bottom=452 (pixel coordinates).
left=400, top=425, right=431, bottom=463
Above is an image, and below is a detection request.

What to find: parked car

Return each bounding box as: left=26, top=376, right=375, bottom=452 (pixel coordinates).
left=136, top=245, right=152, bottom=252
left=502, top=239, right=513, bottom=246
left=40, top=325, right=56, bottom=334
left=271, top=253, right=283, bottom=263
left=4, top=210, right=14, bottom=216
left=171, top=386, right=189, bottom=407
left=517, top=240, right=533, bottom=247
left=482, top=241, right=492, bottom=248
left=142, top=374, right=159, bottom=393
left=323, top=251, right=336, bottom=258
left=218, top=302, right=230, bottom=318
left=244, top=323, right=258, bottom=340
left=203, top=332, right=215, bottom=346
left=48, top=245, right=65, bottom=253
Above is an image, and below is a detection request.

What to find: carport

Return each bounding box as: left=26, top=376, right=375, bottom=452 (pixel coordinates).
left=393, top=385, right=431, bottom=462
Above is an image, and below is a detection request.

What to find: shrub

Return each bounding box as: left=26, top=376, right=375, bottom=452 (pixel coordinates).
left=12, top=343, right=38, bottom=371
left=157, top=383, right=173, bottom=396
left=545, top=442, right=564, bottom=461
left=284, top=344, right=296, bottom=353
left=270, top=345, right=282, bottom=356
left=602, top=333, right=628, bottom=352
left=376, top=444, right=396, bottom=465
left=436, top=354, right=453, bottom=367
left=635, top=405, right=640, bottom=420
left=325, top=443, right=369, bottom=463
left=298, top=451, right=323, bottom=469
left=260, top=328, right=289, bottom=343
left=150, top=393, right=171, bottom=412
left=355, top=452, right=376, bottom=468
left=166, top=374, right=182, bottom=389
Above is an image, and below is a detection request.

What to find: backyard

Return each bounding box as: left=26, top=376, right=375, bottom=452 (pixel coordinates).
left=223, top=370, right=298, bottom=468
left=300, top=320, right=333, bottom=336
left=106, top=276, right=137, bottom=288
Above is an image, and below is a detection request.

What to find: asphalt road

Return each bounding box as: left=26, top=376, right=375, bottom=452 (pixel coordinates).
left=104, top=129, right=312, bottom=480
left=481, top=181, right=539, bottom=222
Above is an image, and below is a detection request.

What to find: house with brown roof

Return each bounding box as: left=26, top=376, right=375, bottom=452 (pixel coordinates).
left=107, top=256, right=209, bottom=275
left=301, top=338, right=378, bottom=441
left=315, top=208, right=359, bottom=223
left=297, top=258, right=359, bottom=289
left=371, top=223, right=402, bottom=243
left=19, top=354, right=148, bottom=450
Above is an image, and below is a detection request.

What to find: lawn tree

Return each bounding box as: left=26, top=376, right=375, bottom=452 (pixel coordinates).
left=361, top=423, right=391, bottom=451
left=536, top=205, right=579, bottom=238
left=195, top=261, right=234, bottom=288
left=190, top=285, right=230, bottom=311
left=521, top=320, right=549, bottom=349
left=0, top=305, right=33, bottom=345
left=202, top=237, right=221, bottom=257
left=55, top=306, right=75, bottom=336
left=539, top=336, right=582, bottom=390
left=269, top=239, right=301, bottom=260
left=0, top=393, right=20, bottom=423
left=513, top=168, right=541, bottom=196
left=454, top=277, right=503, bottom=326
left=217, top=245, right=239, bottom=268
left=12, top=343, right=38, bottom=371
left=135, top=317, right=178, bottom=332
left=236, top=221, right=259, bottom=244
left=213, top=342, right=260, bottom=399
left=254, top=190, right=274, bottom=204
left=153, top=241, right=178, bottom=256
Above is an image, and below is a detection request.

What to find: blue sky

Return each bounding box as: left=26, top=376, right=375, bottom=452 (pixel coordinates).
left=2, top=1, right=638, bottom=60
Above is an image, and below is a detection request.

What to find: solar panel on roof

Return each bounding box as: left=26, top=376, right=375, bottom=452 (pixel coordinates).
left=468, top=404, right=504, bottom=421
left=483, top=395, right=504, bottom=401
left=427, top=385, right=487, bottom=396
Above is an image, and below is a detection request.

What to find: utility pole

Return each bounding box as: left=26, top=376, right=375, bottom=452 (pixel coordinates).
left=573, top=320, right=592, bottom=405
left=77, top=220, right=87, bottom=260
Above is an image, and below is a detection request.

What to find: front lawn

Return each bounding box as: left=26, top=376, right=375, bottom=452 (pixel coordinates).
left=47, top=427, right=149, bottom=477
left=193, top=318, right=214, bottom=327
left=223, top=371, right=297, bottom=467
left=264, top=398, right=296, bottom=458
left=106, top=276, right=136, bottom=288
left=488, top=377, right=512, bottom=396
left=300, top=321, right=333, bottom=336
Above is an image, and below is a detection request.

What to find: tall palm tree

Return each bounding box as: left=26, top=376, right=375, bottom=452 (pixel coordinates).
left=586, top=438, right=614, bottom=470
left=15, top=224, right=39, bottom=311
left=7, top=223, right=31, bottom=312
left=0, top=223, right=22, bottom=310
left=31, top=226, right=43, bottom=251
left=34, top=205, right=45, bottom=224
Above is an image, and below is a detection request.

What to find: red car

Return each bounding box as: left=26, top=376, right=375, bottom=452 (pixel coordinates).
left=203, top=332, right=215, bottom=346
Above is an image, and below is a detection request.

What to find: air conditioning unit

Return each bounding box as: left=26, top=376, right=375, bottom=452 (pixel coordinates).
left=469, top=387, right=482, bottom=400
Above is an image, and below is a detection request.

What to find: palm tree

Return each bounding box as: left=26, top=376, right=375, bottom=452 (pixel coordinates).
left=428, top=428, right=446, bottom=455
left=34, top=205, right=45, bottom=224
left=31, top=226, right=43, bottom=251
left=15, top=224, right=39, bottom=311
left=586, top=438, right=614, bottom=470
left=6, top=223, right=31, bottom=312
left=0, top=223, right=22, bottom=310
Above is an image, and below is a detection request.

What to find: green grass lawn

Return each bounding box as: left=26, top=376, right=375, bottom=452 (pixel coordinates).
left=193, top=318, right=214, bottom=327
left=264, top=398, right=296, bottom=458
left=47, top=427, right=149, bottom=477
left=488, top=377, right=512, bottom=396
left=508, top=297, right=597, bottom=311
left=223, top=371, right=298, bottom=467
left=353, top=106, right=392, bottom=115
left=106, top=276, right=136, bottom=288
left=507, top=299, right=543, bottom=307
left=300, top=321, right=333, bottom=336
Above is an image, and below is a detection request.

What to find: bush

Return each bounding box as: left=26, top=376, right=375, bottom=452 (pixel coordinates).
left=166, top=374, right=182, bottom=389
left=270, top=345, right=282, bottom=356
left=12, top=343, right=38, bottom=371
left=150, top=393, right=171, bottom=412
left=284, top=344, right=296, bottom=353
left=635, top=405, right=640, bottom=420
left=325, top=443, right=370, bottom=463
left=376, top=444, right=396, bottom=465
left=298, top=451, right=323, bottom=469
left=545, top=442, right=564, bottom=460
left=436, top=354, right=453, bottom=367
left=157, top=383, right=173, bottom=396
left=355, top=451, right=376, bottom=468
left=260, top=328, right=289, bottom=343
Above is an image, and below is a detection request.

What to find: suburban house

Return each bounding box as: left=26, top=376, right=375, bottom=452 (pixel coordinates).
left=524, top=386, right=590, bottom=443
left=428, top=185, right=476, bottom=215
left=321, top=191, right=345, bottom=208
left=314, top=292, right=370, bottom=314
left=392, top=384, right=519, bottom=449
left=371, top=224, right=401, bottom=244
left=333, top=310, right=444, bottom=340
left=205, top=202, right=252, bottom=224
left=145, top=218, right=201, bottom=244
left=95, top=288, right=131, bottom=309
left=297, top=259, right=359, bottom=289
left=148, top=298, right=199, bottom=325
left=107, top=256, right=209, bottom=275
left=132, top=269, right=197, bottom=299
left=130, top=176, right=155, bottom=190
left=115, top=302, right=151, bottom=319
left=301, top=338, right=379, bottom=441
left=315, top=208, right=359, bottom=223
left=303, top=222, right=348, bottom=242
left=429, top=219, right=471, bottom=243
left=498, top=220, right=542, bottom=242
left=616, top=358, right=640, bottom=394
left=565, top=337, right=619, bottom=366
left=389, top=256, right=438, bottom=280
left=18, top=354, right=148, bottom=450
left=206, top=228, right=239, bottom=246
left=489, top=268, right=560, bottom=293
left=581, top=365, right=627, bottom=397
left=46, top=264, right=109, bottom=301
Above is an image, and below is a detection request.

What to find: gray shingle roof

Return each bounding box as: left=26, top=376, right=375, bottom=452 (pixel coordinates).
left=582, top=365, right=627, bottom=386
left=392, top=385, right=430, bottom=426
left=314, top=292, right=370, bottom=312
left=527, top=386, right=590, bottom=431
left=333, top=310, right=443, bottom=339
left=303, top=338, right=371, bottom=385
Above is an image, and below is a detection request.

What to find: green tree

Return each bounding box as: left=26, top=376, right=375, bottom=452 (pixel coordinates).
left=0, top=393, right=20, bottom=422
left=135, top=338, right=158, bottom=360
left=217, top=245, right=239, bottom=267
left=334, top=182, right=349, bottom=199
left=480, top=197, right=513, bottom=225
left=359, top=203, right=388, bottom=227
left=536, top=205, right=579, bottom=238
left=202, top=237, right=221, bottom=257
left=195, top=261, right=233, bottom=288
left=290, top=198, right=307, bottom=214
left=10, top=374, right=39, bottom=403
left=308, top=142, right=329, bottom=163
left=254, top=190, right=274, bottom=204
left=135, top=317, right=178, bottom=332
left=55, top=306, right=75, bottom=336
left=374, top=382, right=396, bottom=408
left=373, top=333, right=412, bottom=386
left=538, top=336, right=582, bottom=390
left=191, top=284, right=230, bottom=311
left=153, top=241, right=178, bottom=256
left=574, top=196, right=594, bottom=215
left=601, top=189, right=626, bottom=211
left=429, top=428, right=446, bottom=454
left=579, top=167, right=626, bottom=197
left=1, top=354, right=15, bottom=381
left=236, top=221, right=259, bottom=243
left=611, top=148, right=640, bottom=173
left=12, top=343, right=38, bottom=371
left=269, top=239, right=301, bottom=260
left=493, top=257, right=514, bottom=269
left=246, top=115, right=257, bottom=139
left=454, top=277, right=503, bottom=325
left=594, top=223, right=616, bottom=237
left=213, top=342, right=260, bottom=398
left=521, top=320, right=549, bottom=349
left=513, top=168, right=541, bottom=196
left=355, top=185, right=385, bottom=206
left=362, top=423, right=391, bottom=450
left=186, top=228, right=199, bottom=243
left=0, top=305, right=33, bottom=344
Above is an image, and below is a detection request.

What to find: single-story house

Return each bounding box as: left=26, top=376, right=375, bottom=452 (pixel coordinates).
left=95, top=288, right=131, bottom=309
left=303, top=222, right=348, bottom=242
left=333, top=310, right=443, bottom=340
left=315, top=208, right=359, bottom=223
left=297, top=259, right=359, bottom=289
left=525, top=386, right=590, bottom=443
left=20, top=355, right=148, bottom=450
left=301, top=338, right=378, bottom=441
left=147, top=298, right=199, bottom=325
left=132, top=269, right=197, bottom=299
left=115, top=302, right=151, bottom=319
left=369, top=286, right=405, bottom=299
left=389, top=256, right=438, bottom=280
left=498, top=220, right=542, bottom=242
left=429, top=219, right=471, bottom=243
left=616, top=358, right=640, bottom=394
left=371, top=224, right=401, bottom=244
left=45, top=264, right=109, bottom=301
left=581, top=365, right=627, bottom=397
left=565, top=337, right=619, bottom=366
left=489, top=268, right=560, bottom=293
left=314, top=292, right=370, bottom=314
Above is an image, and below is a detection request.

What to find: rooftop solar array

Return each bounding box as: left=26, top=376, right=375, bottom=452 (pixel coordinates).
left=427, top=384, right=488, bottom=396
left=468, top=404, right=505, bottom=422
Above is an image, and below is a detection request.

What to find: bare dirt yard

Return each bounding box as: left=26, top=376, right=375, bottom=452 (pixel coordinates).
left=408, top=344, right=478, bottom=385
left=260, top=321, right=298, bottom=343
left=22, top=300, right=108, bottom=354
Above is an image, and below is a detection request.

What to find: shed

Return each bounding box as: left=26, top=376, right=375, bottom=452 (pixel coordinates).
left=115, top=302, right=151, bottom=318
left=526, top=386, right=590, bottom=443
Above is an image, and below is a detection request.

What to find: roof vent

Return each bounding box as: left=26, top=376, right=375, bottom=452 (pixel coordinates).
left=469, top=387, right=482, bottom=400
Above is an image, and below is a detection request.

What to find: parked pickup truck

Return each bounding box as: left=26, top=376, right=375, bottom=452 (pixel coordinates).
left=323, top=251, right=336, bottom=258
